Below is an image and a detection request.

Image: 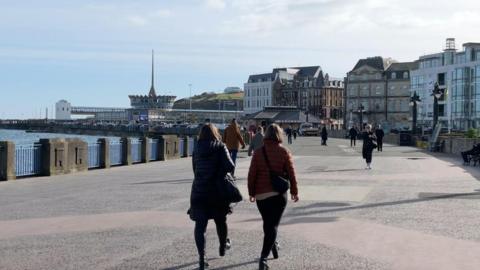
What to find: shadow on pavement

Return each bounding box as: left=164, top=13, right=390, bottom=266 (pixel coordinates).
left=282, top=216, right=338, bottom=225
left=131, top=179, right=193, bottom=185
left=284, top=191, right=480, bottom=217
left=210, top=260, right=258, bottom=270
left=159, top=259, right=219, bottom=270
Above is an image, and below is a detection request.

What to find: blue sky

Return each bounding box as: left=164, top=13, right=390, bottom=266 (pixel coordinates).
left=1, top=0, right=480, bottom=118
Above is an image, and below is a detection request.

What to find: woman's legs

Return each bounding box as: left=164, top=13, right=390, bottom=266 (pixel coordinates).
left=214, top=215, right=229, bottom=255
left=194, top=219, right=208, bottom=257
left=256, top=195, right=287, bottom=259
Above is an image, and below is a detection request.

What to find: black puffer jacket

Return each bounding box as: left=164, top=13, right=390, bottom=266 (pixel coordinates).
left=189, top=139, right=235, bottom=221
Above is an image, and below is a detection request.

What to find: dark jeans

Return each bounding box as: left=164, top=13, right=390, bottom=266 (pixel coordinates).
left=256, top=194, right=287, bottom=259
left=229, top=149, right=238, bottom=175
left=288, top=135, right=292, bottom=144
left=350, top=137, right=356, bottom=146
left=194, top=216, right=228, bottom=257
left=377, top=139, right=383, bottom=151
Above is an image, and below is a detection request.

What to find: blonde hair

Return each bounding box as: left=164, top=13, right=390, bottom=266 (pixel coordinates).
left=365, top=124, right=372, bottom=131
left=198, top=123, right=221, bottom=141
left=264, top=124, right=283, bottom=143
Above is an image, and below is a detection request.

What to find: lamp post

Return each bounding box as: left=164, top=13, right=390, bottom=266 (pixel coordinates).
left=188, top=83, right=192, bottom=123
left=358, top=104, right=365, bottom=130
left=432, top=83, right=444, bottom=131
left=409, top=91, right=421, bottom=134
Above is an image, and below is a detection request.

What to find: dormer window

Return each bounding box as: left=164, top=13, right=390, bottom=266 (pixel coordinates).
left=391, top=72, right=397, bottom=79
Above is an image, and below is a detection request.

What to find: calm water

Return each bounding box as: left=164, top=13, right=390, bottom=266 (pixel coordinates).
left=0, top=129, right=120, bottom=145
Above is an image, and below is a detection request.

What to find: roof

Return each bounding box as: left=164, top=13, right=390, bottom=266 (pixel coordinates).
left=248, top=107, right=321, bottom=124
left=352, top=56, right=396, bottom=71
left=273, top=66, right=322, bottom=78
left=386, top=61, right=419, bottom=71
left=248, top=73, right=275, bottom=82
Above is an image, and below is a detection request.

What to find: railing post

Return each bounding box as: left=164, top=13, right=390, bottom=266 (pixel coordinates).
left=98, top=138, right=110, bottom=169
left=182, top=137, right=189, bottom=158
left=159, top=135, right=180, bottom=161
left=121, top=137, right=132, bottom=165
left=142, top=137, right=150, bottom=163
left=65, top=138, right=88, bottom=173
left=39, top=138, right=67, bottom=176
left=0, top=141, right=16, bottom=181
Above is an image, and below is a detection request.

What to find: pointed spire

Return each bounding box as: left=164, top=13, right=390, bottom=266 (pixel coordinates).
left=148, top=49, right=157, bottom=97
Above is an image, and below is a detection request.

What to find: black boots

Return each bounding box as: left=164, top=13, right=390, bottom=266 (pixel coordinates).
left=271, top=242, right=279, bottom=259
left=219, top=238, right=231, bottom=257
left=259, top=258, right=269, bottom=270
left=199, top=256, right=209, bottom=270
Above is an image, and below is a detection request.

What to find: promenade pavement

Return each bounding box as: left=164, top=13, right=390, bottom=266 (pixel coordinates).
left=0, top=137, right=480, bottom=270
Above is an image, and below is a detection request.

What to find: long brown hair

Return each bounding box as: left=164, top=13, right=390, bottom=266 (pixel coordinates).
left=198, top=123, right=221, bottom=141
left=264, top=123, right=283, bottom=143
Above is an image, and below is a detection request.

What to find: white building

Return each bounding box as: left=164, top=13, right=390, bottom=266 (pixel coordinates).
left=243, top=73, right=275, bottom=115
left=411, top=38, right=480, bottom=131
left=55, top=100, right=72, bottom=120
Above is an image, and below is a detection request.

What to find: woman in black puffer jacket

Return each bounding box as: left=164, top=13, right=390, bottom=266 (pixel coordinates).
left=189, top=123, right=235, bottom=270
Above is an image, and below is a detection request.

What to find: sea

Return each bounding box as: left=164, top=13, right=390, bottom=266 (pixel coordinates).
left=0, top=129, right=121, bottom=145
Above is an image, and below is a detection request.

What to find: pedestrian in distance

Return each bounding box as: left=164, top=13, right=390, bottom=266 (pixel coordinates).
left=286, top=126, right=293, bottom=145
left=189, top=124, right=236, bottom=270
left=248, top=126, right=265, bottom=156
left=349, top=125, right=358, bottom=147
left=293, top=129, right=297, bottom=140
left=375, top=125, right=385, bottom=152
left=321, top=126, right=328, bottom=146
left=248, top=124, right=299, bottom=270
left=362, top=124, right=377, bottom=170
left=461, top=143, right=480, bottom=165
left=223, top=118, right=246, bottom=175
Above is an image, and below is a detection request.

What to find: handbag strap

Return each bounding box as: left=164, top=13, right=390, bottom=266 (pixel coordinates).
left=262, top=146, right=274, bottom=173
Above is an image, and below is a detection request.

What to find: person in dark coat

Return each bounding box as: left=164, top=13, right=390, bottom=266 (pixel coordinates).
left=285, top=126, right=293, bottom=144
left=362, top=124, right=377, bottom=169
left=462, top=143, right=480, bottom=165
left=349, top=126, right=358, bottom=147
left=321, top=126, right=328, bottom=146
left=189, top=124, right=235, bottom=270
left=375, top=125, right=385, bottom=152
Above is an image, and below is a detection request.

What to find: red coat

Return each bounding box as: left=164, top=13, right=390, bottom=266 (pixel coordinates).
left=248, top=139, right=298, bottom=196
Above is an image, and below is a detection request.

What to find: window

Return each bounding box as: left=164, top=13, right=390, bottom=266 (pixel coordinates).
left=403, top=72, right=408, bottom=79
left=438, top=73, right=446, bottom=86
left=391, top=72, right=397, bottom=79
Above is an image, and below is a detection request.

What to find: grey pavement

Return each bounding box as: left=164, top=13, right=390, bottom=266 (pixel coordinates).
left=1, top=137, right=480, bottom=270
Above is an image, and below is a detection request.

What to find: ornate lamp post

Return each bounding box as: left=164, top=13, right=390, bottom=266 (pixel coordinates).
left=432, top=83, right=444, bottom=130
left=409, top=91, right=421, bottom=134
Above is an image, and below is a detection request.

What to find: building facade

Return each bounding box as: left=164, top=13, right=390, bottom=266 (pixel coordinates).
left=243, top=73, right=275, bottom=115
left=345, top=56, right=415, bottom=130
left=410, top=38, right=480, bottom=131
left=311, top=75, right=345, bottom=128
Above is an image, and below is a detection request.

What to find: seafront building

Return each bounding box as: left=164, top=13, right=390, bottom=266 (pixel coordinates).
left=243, top=73, right=276, bottom=114
left=345, top=56, right=416, bottom=130
left=410, top=38, right=480, bottom=131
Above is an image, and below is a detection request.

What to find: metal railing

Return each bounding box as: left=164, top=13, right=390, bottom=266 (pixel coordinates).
left=179, top=138, right=184, bottom=157
left=109, top=141, right=123, bottom=166
left=150, top=139, right=159, bottom=161
left=15, top=144, right=42, bottom=177
left=188, top=137, right=195, bottom=156
left=131, top=139, right=142, bottom=163
left=88, top=143, right=101, bottom=169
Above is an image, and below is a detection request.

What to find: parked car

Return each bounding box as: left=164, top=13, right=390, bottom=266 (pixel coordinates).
left=299, top=123, right=319, bottom=136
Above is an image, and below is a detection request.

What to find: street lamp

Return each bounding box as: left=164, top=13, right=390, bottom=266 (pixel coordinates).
left=409, top=91, right=421, bottom=134
left=432, top=83, right=444, bottom=131
left=358, top=104, right=365, bottom=130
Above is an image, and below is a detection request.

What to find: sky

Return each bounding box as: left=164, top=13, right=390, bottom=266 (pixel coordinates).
left=1, top=0, right=480, bottom=119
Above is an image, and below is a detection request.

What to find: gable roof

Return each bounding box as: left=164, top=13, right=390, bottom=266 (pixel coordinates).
left=248, top=73, right=275, bottom=83
left=386, top=61, right=419, bottom=72
left=352, top=56, right=396, bottom=72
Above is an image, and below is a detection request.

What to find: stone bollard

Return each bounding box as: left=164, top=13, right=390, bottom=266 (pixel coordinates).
left=39, top=138, right=67, bottom=176
left=121, top=137, right=132, bottom=166
left=159, top=135, right=180, bottom=161
left=142, top=137, right=150, bottom=163
left=0, top=141, right=16, bottom=181
left=98, top=138, right=110, bottom=169
left=182, top=137, right=189, bottom=158
left=65, top=138, right=88, bottom=173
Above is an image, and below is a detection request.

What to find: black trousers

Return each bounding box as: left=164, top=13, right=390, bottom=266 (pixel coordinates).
left=350, top=137, right=356, bottom=146
left=194, top=216, right=228, bottom=256
left=462, top=150, right=475, bottom=163
left=256, top=194, right=287, bottom=259
left=377, top=139, right=383, bottom=151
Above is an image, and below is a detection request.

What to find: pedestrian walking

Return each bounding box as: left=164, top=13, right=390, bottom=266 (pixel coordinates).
left=362, top=124, right=377, bottom=170
left=248, top=124, right=299, bottom=270
left=375, top=125, right=385, bottom=152
left=248, top=126, right=264, bottom=156
left=286, top=126, right=293, bottom=144
left=189, top=124, right=236, bottom=270
left=461, top=143, right=480, bottom=165
left=349, top=126, right=358, bottom=147
left=293, top=129, right=297, bottom=140
left=321, top=126, right=328, bottom=146
left=223, top=118, right=246, bottom=175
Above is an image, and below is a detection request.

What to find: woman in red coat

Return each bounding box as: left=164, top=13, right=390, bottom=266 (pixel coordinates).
left=248, top=123, right=299, bottom=270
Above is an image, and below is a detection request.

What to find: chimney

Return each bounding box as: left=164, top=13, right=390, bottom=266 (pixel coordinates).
left=444, top=38, right=456, bottom=51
